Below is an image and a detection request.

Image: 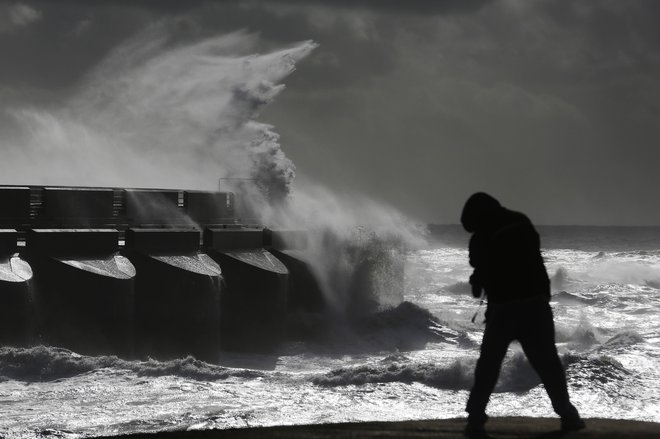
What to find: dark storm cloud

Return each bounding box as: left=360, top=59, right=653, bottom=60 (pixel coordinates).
left=2, top=0, right=660, bottom=224
left=248, top=0, right=493, bottom=14
left=0, top=0, right=496, bottom=97
left=261, top=0, right=660, bottom=225
left=32, top=0, right=492, bottom=15
left=1, top=3, right=146, bottom=93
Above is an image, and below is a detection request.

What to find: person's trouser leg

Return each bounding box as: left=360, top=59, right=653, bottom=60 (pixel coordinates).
left=466, top=309, right=511, bottom=419
left=518, top=302, right=578, bottom=418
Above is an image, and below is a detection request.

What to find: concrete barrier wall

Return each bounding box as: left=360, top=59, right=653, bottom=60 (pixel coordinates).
left=124, top=189, right=189, bottom=226
left=0, top=186, right=330, bottom=358
left=0, top=228, right=18, bottom=257
left=185, top=191, right=235, bottom=226
left=0, top=187, right=30, bottom=227
left=125, top=228, right=201, bottom=254
left=0, top=186, right=240, bottom=229
left=25, top=229, right=135, bottom=357
left=124, top=228, right=222, bottom=361
left=26, top=227, right=120, bottom=257
left=204, top=228, right=264, bottom=250
left=204, top=228, right=288, bottom=352
left=42, top=187, right=115, bottom=227
left=0, top=229, right=33, bottom=346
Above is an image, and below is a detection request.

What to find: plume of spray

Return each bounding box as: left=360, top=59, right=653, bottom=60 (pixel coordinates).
left=0, top=23, right=427, bottom=320
left=264, top=180, right=427, bottom=321
left=1, top=25, right=308, bottom=193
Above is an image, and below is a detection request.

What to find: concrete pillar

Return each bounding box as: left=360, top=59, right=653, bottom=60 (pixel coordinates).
left=25, top=229, right=135, bottom=357
left=204, top=228, right=288, bottom=353
left=0, top=229, right=33, bottom=346
left=265, top=229, right=326, bottom=313
left=124, top=228, right=222, bottom=361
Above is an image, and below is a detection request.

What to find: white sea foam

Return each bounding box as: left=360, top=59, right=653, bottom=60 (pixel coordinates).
left=545, top=249, right=660, bottom=288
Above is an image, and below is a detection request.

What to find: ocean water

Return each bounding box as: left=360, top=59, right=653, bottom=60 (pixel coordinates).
left=1, top=226, right=659, bottom=438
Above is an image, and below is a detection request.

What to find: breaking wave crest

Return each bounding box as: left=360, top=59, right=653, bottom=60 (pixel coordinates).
left=356, top=302, right=463, bottom=344
left=596, top=331, right=645, bottom=352
left=313, top=347, right=641, bottom=396
left=313, top=351, right=547, bottom=393
left=0, top=346, right=264, bottom=382
left=564, top=353, right=636, bottom=391
left=552, top=290, right=599, bottom=305
left=288, top=301, right=468, bottom=354
left=312, top=356, right=475, bottom=390
left=557, top=323, right=644, bottom=352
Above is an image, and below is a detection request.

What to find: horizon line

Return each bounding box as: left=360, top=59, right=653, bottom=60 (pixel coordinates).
left=428, top=223, right=660, bottom=228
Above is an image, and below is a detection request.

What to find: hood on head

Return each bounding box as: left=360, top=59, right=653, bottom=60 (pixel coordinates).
left=461, top=192, right=502, bottom=233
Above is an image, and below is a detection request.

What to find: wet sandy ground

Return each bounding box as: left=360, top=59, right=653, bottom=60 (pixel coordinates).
left=93, top=417, right=660, bottom=439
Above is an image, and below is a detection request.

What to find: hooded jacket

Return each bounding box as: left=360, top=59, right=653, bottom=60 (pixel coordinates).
left=461, top=193, right=550, bottom=304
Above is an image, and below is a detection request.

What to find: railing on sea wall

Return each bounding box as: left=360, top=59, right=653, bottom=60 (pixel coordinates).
left=0, top=184, right=262, bottom=241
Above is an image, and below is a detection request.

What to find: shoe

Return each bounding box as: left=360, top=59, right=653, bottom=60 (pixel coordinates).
left=464, top=413, right=489, bottom=438
left=464, top=424, right=493, bottom=439
left=561, top=416, right=586, bottom=431
left=464, top=423, right=489, bottom=438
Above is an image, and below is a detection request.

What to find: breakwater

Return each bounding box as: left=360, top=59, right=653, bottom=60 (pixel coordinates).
left=0, top=185, right=341, bottom=360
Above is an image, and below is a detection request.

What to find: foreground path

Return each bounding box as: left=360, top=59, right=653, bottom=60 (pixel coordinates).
left=95, top=417, right=660, bottom=439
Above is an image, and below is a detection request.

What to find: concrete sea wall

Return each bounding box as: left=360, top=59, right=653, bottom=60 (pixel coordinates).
left=0, top=185, right=293, bottom=359
left=0, top=185, right=403, bottom=359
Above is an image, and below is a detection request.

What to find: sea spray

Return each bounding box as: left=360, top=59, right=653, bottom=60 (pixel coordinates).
left=1, top=22, right=427, bottom=321
left=266, top=182, right=427, bottom=319
left=1, top=26, right=313, bottom=193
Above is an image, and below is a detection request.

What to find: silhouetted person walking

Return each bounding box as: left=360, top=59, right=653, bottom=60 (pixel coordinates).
left=461, top=193, right=584, bottom=437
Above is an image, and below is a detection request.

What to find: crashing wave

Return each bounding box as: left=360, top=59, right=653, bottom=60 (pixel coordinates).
left=563, top=353, right=637, bottom=395
left=313, top=350, right=550, bottom=393
left=0, top=346, right=264, bottom=382
left=552, top=290, right=599, bottom=305
left=595, top=331, right=645, bottom=352
left=287, top=301, right=468, bottom=354
left=312, top=356, right=475, bottom=390
left=645, top=280, right=660, bottom=289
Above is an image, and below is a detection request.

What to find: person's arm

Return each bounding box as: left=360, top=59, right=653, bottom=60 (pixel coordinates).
left=469, top=272, right=483, bottom=298
left=468, top=234, right=485, bottom=298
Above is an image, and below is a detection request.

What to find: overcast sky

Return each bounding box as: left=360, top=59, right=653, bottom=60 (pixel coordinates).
left=1, top=0, right=660, bottom=226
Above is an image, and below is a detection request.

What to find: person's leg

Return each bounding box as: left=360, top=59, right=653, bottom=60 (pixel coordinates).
left=518, top=302, right=584, bottom=429
left=466, top=308, right=512, bottom=426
